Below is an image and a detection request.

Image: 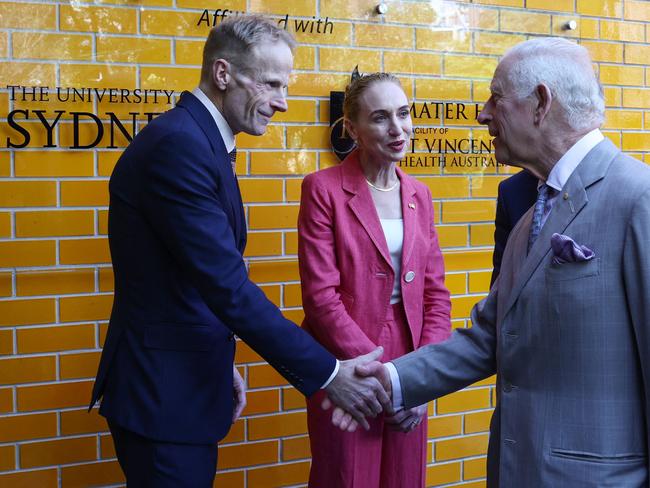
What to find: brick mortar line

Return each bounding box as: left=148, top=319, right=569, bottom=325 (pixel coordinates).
left=0, top=265, right=111, bottom=273
left=0, top=458, right=120, bottom=476
left=0, top=290, right=113, bottom=300
left=2, top=350, right=103, bottom=360
left=12, top=432, right=97, bottom=446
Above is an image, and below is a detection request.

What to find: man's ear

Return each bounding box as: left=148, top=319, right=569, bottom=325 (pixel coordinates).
left=533, top=83, right=552, bottom=125
left=212, top=59, right=230, bottom=91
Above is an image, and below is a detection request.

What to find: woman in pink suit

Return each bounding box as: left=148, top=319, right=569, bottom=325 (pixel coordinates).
left=298, top=72, right=452, bottom=487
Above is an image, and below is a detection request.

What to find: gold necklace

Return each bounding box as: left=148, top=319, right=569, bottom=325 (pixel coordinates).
left=366, top=178, right=399, bottom=192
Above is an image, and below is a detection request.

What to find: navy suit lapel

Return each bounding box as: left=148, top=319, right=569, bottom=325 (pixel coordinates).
left=232, top=174, right=247, bottom=252
left=177, top=91, right=247, bottom=252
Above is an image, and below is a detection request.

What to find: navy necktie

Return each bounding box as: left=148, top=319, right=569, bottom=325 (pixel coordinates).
left=528, top=183, right=551, bottom=252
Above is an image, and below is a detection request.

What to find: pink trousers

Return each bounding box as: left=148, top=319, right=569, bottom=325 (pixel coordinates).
left=307, top=302, right=427, bottom=488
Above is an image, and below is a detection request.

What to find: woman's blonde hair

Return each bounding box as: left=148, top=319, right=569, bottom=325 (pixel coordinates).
left=343, top=72, right=403, bottom=122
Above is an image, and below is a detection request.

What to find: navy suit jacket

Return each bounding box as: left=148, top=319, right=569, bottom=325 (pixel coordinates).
left=490, top=170, right=538, bottom=285
left=91, top=92, right=336, bottom=444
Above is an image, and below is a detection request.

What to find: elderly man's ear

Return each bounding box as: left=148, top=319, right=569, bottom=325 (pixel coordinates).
left=212, top=59, right=231, bottom=91
left=533, top=83, right=553, bottom=125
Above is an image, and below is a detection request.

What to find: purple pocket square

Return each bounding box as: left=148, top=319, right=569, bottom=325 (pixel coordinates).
left=550, top=233, right=595, bottom=264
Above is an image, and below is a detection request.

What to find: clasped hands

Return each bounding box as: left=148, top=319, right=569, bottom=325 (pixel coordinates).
left=322, top=347, right=425, bottom=433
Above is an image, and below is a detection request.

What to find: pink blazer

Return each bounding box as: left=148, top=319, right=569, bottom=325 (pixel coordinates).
left=298, top=151, right=451, bottom=360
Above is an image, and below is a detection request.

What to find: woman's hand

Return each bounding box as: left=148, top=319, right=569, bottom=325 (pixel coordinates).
left=384, top=404, right=427, bottom=433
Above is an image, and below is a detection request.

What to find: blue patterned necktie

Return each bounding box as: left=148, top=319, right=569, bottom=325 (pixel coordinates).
left=528, top=183, right=551, bottom=252
left=229, top=148, right=237, bottom=176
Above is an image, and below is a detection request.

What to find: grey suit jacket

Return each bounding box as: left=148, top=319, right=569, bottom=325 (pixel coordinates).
left=394, top=139, right=650, bottom=487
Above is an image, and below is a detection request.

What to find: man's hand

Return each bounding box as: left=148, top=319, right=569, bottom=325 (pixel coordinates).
left=356, top=360, right=391, bottom=399
left=321, top=396, right=358, bottom=432
left=385, top=404, right=426, bottom=433
left=323, top=359, right=395, bottom=432
left=232, top=366, right=246, bottom=423
left=323, top=347, right=392, bottom=431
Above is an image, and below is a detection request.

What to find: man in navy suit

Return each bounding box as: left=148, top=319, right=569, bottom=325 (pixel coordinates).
left=490, top=170, right=538, bottom=285
left=90, top=16, right=390, bottom=487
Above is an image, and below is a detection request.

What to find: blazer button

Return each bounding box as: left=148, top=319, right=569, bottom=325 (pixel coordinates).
left=404, top=271, right=415, bottom=283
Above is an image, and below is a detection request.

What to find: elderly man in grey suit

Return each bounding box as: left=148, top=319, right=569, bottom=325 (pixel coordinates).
left=337, top=37, right=650, bottom=487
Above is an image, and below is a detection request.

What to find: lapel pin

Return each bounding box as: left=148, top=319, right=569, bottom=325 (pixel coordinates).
left=408, top=203, right=416, bottom=210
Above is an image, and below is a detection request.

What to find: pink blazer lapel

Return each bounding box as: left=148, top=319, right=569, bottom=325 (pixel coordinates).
left=341, top=152, right=392, bottom=269
left=397, top=166, right=417, bottom=268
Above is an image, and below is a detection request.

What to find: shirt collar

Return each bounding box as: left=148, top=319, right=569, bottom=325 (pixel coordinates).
left=191, top=87, right=236, bottom=153
left=544, top=128, right=604, bottom=192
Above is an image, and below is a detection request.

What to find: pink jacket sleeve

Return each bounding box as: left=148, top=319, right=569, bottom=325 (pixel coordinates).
left=298, top=174, right=377, bottom=359
left=419, top=187, right=452, bottom=347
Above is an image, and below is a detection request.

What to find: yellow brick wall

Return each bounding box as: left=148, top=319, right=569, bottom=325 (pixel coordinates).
left=0, top=1, right=648, bottom=487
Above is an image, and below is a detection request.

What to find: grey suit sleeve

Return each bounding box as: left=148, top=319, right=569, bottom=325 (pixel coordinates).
left=392, top=285, right=498, bottom=408
left=623, top=187, right=650, bottom=452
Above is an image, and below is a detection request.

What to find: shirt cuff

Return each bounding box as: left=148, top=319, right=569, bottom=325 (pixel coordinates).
left=385, top=361, right=404, bottom=411
left=320, top=359, right=340, bottom=389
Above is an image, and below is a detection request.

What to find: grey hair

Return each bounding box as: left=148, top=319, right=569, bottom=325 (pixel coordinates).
left=200, top=15, right=296, bottom=82
left=503, top=37, right=604, bottom=131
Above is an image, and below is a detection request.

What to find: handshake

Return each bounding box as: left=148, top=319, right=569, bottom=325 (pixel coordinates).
left=322, top=347, right=425, bottom=433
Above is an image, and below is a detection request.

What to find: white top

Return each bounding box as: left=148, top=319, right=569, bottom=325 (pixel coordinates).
left=191, top=87, right=236, bottom=153
left=380, top=218, right=404, bottom=304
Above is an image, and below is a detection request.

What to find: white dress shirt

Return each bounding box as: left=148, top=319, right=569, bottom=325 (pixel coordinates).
left=191, top=87, right=236, bottom=153
left=386, top=128, right=605, bottom=410
left=191, top=88, right=340, bottom=388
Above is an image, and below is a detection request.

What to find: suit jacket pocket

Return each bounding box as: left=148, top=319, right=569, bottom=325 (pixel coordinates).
left=551, top=447, right=646, bottom=464
left=143, top=323, right=218, bottom=351
left=546, top=257, right=600, bottom=282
